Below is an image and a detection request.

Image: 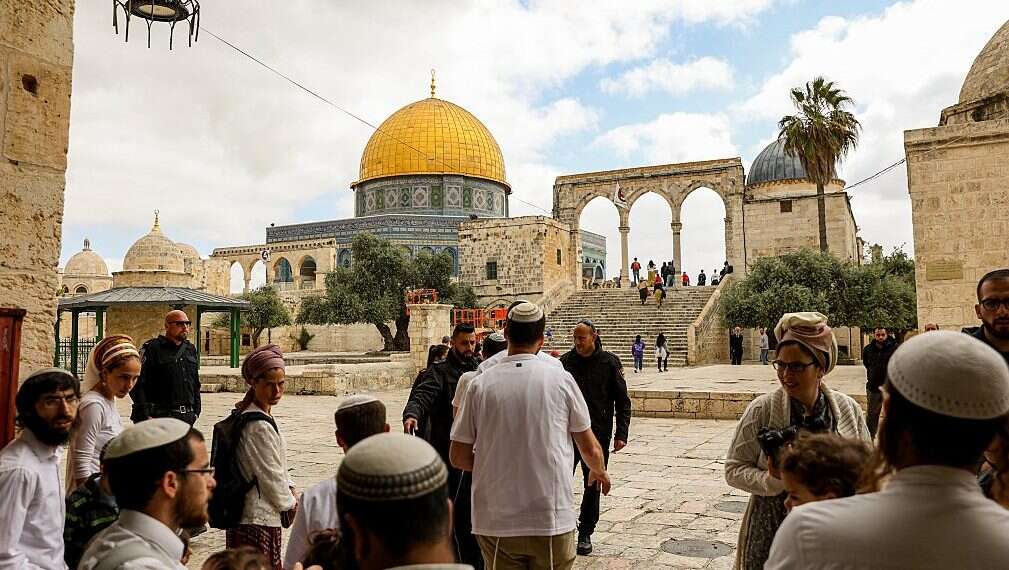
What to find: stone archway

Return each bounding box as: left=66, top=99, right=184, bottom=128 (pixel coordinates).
left=553, top=158, right=745, bottom=287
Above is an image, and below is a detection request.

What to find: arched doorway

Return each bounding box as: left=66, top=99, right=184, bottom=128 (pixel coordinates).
left=273, top=258, right=294, bottom=290
left=578, top=196, right=620, bottom=287
left=229, top=261, right=246, bottom=294
left=248, top=260, right=266, bottom=290
left=299, top=256, right=317, bottom=289
left=628, top=192, right=673, bottom=284
left=679, top=187, right=726, bottom=285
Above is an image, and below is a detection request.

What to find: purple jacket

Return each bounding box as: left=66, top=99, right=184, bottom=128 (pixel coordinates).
left=631, top=340, right=646, bottom=357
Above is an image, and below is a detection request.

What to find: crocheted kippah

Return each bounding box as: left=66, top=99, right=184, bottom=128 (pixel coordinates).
left=887, top=330, right=1009, bottom=420
left=337, top=433, right=447, bottom=501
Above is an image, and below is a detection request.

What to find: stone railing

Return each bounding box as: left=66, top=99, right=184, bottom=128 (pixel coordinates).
left=537, top=278, right=577, bottom=317
left=687, top=275, right=732, bottom=365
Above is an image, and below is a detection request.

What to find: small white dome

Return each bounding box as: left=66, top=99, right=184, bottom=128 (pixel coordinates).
left=122, top=212, right=185, bottom=272
left=65, top=238, right=110, bottom=276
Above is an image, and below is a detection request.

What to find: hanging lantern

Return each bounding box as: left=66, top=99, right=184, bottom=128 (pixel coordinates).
left=112, top=0, right=201, bottom=49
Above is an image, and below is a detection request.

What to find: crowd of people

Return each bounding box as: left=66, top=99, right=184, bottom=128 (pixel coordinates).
left=4, top=270, right=1009, bottom=570
left=629, top=258, right=732, bottom=293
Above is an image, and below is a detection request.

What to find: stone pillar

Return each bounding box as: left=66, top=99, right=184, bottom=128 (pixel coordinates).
left=671, top=221, right=683, bottom=283
left=619, top=225, right=630, bottom=286
left=407, top=304, right=452, bottom=373
left=0, top=1, right=75, bottom=378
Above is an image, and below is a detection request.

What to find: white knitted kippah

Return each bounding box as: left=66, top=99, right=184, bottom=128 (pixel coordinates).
left=887, top=330, right=1009, bottom=420
left=105, top=418, right=190, bottom=460
left=337, top=432, right=447, bottom=501
left=337, top=394, right=380, bottom=412
left=508, top=302, right=543, bottom=323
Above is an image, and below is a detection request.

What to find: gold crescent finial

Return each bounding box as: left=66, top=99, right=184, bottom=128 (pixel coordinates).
left=430, top=69, right=436, bottom=98
left=153, top=209, right=161, bottom=232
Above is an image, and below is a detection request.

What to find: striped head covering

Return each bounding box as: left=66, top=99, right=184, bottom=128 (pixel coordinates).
left=337, top=432, right=447, bottom=501
left=241, top=344, right=285, bottom=384
left=82, top=335, right=140, bottom=394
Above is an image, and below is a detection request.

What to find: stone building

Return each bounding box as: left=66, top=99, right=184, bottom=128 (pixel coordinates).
left=0, top=0, right=75, bottom=378
left=56, top=238, right=113, bottom=339
left=905, top=19, right=1009, bottom=331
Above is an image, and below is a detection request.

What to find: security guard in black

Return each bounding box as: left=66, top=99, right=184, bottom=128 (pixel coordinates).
left=129, top=310, right=201, bottom=425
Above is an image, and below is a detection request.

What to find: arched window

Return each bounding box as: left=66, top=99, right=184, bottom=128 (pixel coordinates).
left=299, top=257, right=317, bottom=289
left=74, top=285, right=88, bottom=295
left=274, top=258, right=293, bottom=283
left=338, top=249, right=352, bottom=268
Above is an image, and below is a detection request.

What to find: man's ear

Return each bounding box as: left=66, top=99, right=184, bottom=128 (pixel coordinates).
left=383, top=423, right=391, bottom=433
left=161, top=471, right=181, bottom=500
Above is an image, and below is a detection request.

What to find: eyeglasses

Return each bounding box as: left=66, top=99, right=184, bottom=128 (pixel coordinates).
left=177, top=467, right=215, bottom=477
left=168, top=320, right=192, bottom=327
left=772, top=360, right=817, bottom=373
left=980, top=298, right=1009, bottom=312
left=40, top=394, right=80, bottom=408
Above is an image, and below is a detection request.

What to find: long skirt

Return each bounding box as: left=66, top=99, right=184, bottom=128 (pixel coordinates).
left=226, top=524, right=283, bottom=570
left=737, top=493, right=787, bottom=570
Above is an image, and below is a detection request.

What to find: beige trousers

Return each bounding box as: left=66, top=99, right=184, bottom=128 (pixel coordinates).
left=476, top=530, right=576, bottom=570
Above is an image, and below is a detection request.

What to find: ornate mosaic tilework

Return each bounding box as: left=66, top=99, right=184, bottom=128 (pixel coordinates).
left=431, top=186, right=443, bottom=208
left=365, top=191, right=377, bottom=213
left=493, top=192, right=504, bottom=214
left=446, top=186, right=462, bottom=208
left=413, top=187, right=429, bottom=207
left=400, top=188, right=411, bottom=207
left=384, top=188, right=396, bottom=209
left=463, top=187, right=473, bottom=208
left=474, top=189, right=487, bottom=210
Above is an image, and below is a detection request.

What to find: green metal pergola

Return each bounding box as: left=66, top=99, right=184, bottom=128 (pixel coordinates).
left=56, top=287, right=250, bottom=372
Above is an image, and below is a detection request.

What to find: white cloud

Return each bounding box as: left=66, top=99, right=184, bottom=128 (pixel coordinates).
left=733, top=0, right=1009, bottom=253
left=593, top=112, right=738, bottom=165
left=600, top=57, right=734, bottom=97
left=63, top=0, right=782, bottom=264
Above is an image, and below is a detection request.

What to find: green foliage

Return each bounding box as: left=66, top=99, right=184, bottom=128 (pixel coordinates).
left=295, top=326, right=315, bottom=351
left=720, top=248, right=917, bottom=332
left=297, top=233, right=476, bottom=350
left=215, top=286, right=293, bottom=347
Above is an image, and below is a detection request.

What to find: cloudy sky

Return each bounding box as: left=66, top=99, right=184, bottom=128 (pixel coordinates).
left=62, top=0, right=1009, bottom=289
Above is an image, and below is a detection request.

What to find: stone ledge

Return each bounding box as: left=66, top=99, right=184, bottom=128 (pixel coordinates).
left=630, top=389, right=867, bottom=420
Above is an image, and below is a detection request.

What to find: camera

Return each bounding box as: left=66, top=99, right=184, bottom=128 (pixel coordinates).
left=757, top=416, right=829, bottom=463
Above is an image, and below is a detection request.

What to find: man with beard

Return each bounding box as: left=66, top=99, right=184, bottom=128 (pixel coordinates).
left=560, top=321, right=631, bottom=555
left=862, top=327, right=898, bottom=436
left=403, top=323, right=480, bottom=569
left=130, top=310, right=201, bottom=425
left=78, top=419, right=216, bottom=569
left=0, top=368, right=79, bottom=569
left=973, top=269, right=1009, bottom=366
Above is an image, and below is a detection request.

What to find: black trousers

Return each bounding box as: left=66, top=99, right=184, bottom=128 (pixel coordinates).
left=573, top=441, right=611, bottom=536
left=730, top=350, right=743, bottom=365
left=450, top=468, right=483, bottom=570
left=866, top=387, right=884, bottom=437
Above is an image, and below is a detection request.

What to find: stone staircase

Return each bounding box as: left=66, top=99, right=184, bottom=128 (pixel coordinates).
left=544, top=286, right=717, bottom=367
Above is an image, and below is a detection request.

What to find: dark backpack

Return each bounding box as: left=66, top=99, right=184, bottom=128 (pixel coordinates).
left=208, top=409, right=278, bottom=529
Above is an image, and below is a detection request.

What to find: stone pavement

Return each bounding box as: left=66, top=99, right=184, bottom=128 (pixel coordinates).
left=176, top=389, right=744, bottom=570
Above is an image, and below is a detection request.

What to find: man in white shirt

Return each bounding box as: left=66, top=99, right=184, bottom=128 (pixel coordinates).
left=79, top=418, right=217, bottom=570
left=0, top=368, right=80, bottom=570
left=450, top=302, right=611, bottom=570
left=284, top=395, right=390, bottom=569
left=766, top=331, right=1009, bottom=569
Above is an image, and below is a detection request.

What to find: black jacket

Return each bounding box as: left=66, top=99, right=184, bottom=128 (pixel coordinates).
left=403, top=349, right=477, bottom=463
left=972, top=326, right=1009, bottom=367
left=130, top=335, right=201, bottom=423
left=863, top=337, right=899, bottom=390
left=729, top=333, right=744, bottom=353
left=560, top=348, right=632, bottom=444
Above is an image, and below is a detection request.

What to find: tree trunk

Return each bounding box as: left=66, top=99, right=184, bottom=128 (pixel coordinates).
left=816, top=181, right=828, bottom=253
left=393, top=308, right=411, bottom=351
left=375, top=322, right=396, bottom=352
left=252, top=328, right=264, bottom=348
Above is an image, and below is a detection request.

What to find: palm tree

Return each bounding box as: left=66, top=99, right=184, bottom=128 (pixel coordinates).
left=778, top=77, right=861, bottom=253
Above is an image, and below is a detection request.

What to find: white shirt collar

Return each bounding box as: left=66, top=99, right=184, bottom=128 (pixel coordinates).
left=117, top=509, right=185, bottom=562
left=19, top=428, right=60, bottom=461
left=888, top=464, right=980, bottom=490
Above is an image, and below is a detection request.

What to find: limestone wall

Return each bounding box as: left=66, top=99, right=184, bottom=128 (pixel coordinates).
left=112, top=270, right=192, bottom=288
left=0, top=0, right=75, bottom=378
left=743, top=192, right=860, bottom=264
left=905, top=118, right=1009, bottom=330
left=687, top=279, right=730, bottom=365
left=407, top=304, right=452, bottom=372
left=458, top=216, right=576, bottom=307
left=106, top=304, right=195, bottom=349
left=202, top=358, right=416, bottom=396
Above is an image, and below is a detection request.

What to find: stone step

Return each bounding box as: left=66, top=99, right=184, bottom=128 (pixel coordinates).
left=200, top=383, right=223, bottom=393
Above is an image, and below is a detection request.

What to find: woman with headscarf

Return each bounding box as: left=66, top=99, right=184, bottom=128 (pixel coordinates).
left=228, top=344, right=297, bottom=569
left=724, top=312, right=870, bottom=570
left=67, top=335, right=140, bottom=491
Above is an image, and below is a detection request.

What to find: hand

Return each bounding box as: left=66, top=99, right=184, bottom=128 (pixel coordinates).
left=767, top=456, right=781, bottom=480
left=588, top=468, right=612, bottom=495
left=293, top=564, right=323, bottom=570
left=403, top=417, right=418, bottom=434
left=613, top=439, right=627, bottom=452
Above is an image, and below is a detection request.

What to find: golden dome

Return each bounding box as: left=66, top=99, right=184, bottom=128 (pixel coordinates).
left=356, top=97, right=508, bottom=188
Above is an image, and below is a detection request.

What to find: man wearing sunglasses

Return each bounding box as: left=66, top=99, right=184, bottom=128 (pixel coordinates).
left=972, top=269, right=1009, bottom=366
left=130, top=310, right=202, bottom=425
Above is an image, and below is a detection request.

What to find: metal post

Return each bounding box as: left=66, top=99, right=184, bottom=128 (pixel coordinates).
left=195, top=307, right=203, bottom=370
left=70, top=310, right=80, bottom=376
left=95, top=309, right=104, bottom=340
left=53, top=313, right=61, bottom=367
left=229, top=308, right=240, bottom=368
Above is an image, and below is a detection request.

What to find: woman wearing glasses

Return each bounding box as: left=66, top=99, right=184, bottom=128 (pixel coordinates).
left=67, top=335, right=141, bottom=491
left=724, top=312, right=870, bottom=570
